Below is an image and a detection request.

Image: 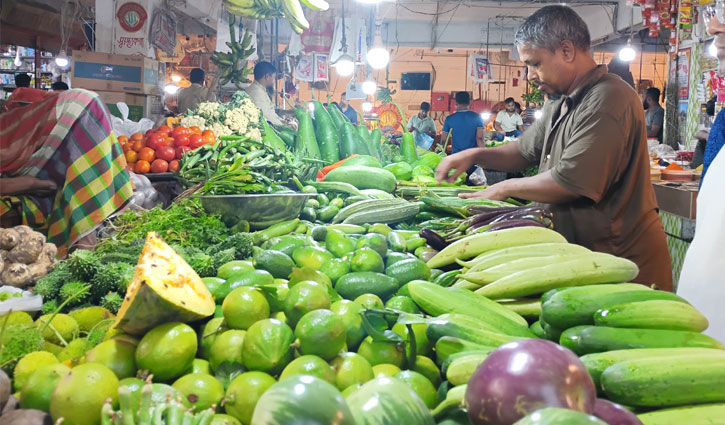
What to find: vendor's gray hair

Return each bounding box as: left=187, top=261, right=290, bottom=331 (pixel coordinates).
left=514, top=5, right=591, bottom=52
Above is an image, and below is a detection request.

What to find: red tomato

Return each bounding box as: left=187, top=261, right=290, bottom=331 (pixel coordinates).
left=188, top=134, right=203, bottom=148
left=124, top=150, right=138, bottom=163
left=175, top=146, right=192, bottom=160
left=157, top=125, right=172, bottom=134
left=189, top=126, right=202, bottom=135
left=151, top=159, right=169, bottom=173
left=131, top=139, right=146, bottom=152
left=135, top=160, right=151, bottom=173
left=156, top=145, right=176, bottom=162
left=145, top=129, right=156, bottom=137
left=138, top=147, right=155, bottom=163
left=163, top=137, right=175, bottom=147
left=146, top=134, right=164, bottom=150
left=174, top=135, right=191, bottom=147
left=168, top=159, right=180, bottom=172
left=201, top=133, right=216, bottom=146
left=172, top=126, right=189, bottom=138
left=202, top=129, right=215, bottom=139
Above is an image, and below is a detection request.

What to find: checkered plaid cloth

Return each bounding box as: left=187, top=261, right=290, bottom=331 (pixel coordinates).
left=0, top=89, right=133, bottom=257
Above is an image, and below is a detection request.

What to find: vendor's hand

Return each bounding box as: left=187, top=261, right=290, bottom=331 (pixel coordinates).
left=435, top=150, right=476, bottom=184
left=0, top=176, right=57, bottom=197
left=459, top=181, right=510, bottom=201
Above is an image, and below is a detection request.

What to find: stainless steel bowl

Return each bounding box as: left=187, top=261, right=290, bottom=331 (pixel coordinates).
left=197, top=193, right=316, bottom=230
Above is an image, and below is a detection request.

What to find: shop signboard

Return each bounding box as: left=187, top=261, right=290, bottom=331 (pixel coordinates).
left=150, top=9, right=176, bottom=56
left=377, top=103, right=403, bottom=132
left=677, top=48, right=691, bottom=101
left=114, top=1, right=150, bottom=55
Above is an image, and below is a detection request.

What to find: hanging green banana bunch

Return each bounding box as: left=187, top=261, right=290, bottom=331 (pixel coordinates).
left=223, top=0, right=329, bottom=34
left=211, top=13, right=256, bottom=87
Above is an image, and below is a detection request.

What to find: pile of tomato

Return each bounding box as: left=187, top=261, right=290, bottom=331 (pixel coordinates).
left=118, top=125, right=216, bottom=174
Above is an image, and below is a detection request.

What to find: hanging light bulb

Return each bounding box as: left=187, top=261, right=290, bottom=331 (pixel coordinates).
left=709, top=40, right=719, bottom=58
left=13, top=48, right=22, bottom=67
left=618, top=40, right=636, bottom=62
left=362, top=80, right=377, bottom=95
left=171, top=74, right=182, bottom=83
left=308, top=102, right=315, bottom=112
left=367, top=33, right=389, bottom=69
left=362, top=101, right=373, bottom=112
left=333, top=53, right=355, bottom=77
left=164, top=84, right=180, bottom=94
left=480, top=111, right=491, bottom=121
left=55, top=50, right=69, bottom=68
left=534, top=110, right=544, bottom=120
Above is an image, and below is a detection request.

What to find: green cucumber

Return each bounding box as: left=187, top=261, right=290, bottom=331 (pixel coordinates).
left=458, top=243, right=591, bottom=272
left=445, top=352, right=489, bottom=386
left=324, top=165, right=397, bottom=193
left=434, top=336, right=496, bottom=366
left=335, top=272, right=399, bottom=301
left=360, top=189, right=394, bottom=199
left=580, top=347, right=725, bottom=389
left=637, top=403, right=725, bottom=425
left=594, top=300, right=709, bottom=332
left=433, top=270, right=462, bottom=288
left=317, top=205, right=340, bottom=222
left=426, top=315, right=522, bottom=347
left=540, top=319, right=563, bottom=342
left=601, top=355, right=725, bottom=407
left=387, top=232, right=408, bottom=252
left=385, top=258, right=431, bottom=286
left=408, top=281, right=532, bottom=335
left=542, top=288, right=687, bottom=330
left=529, top=321, right=545, bottom=339
left=497, top=299, right=541, bottom=320
left=560, top=326, right=724, bottom=356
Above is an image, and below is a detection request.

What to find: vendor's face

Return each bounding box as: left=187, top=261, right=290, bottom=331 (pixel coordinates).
left=518, top=42, right=574, bottom=96
left=505, top=102, right=516, bottom=112
left=260, top=73, right=275, bottom=88
left=419, top=110, right=428, bottom=118
left=708, top=17, right=725, bottom=76
left=340, top=95, right=348, bottom=107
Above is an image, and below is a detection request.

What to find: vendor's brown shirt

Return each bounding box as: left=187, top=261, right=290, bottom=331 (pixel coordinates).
left=518, top=65, right=672, bottom=290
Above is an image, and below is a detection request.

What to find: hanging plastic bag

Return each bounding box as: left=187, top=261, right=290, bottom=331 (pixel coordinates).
left=111, top=103, right=155, bottom=137
left=0, top=286, right=43, bottom=314
left=415, top=132, right=434, bottom=150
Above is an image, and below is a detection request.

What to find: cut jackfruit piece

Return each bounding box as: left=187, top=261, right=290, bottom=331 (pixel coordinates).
left=112, top=232, right=215, bottom=335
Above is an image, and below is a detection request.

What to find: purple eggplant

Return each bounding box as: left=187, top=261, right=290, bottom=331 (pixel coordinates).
left=466, top=339, right=597, bottom=425
left=485, top=219, right=546, bottom=232
left=464, top=205, right=521, bottom=216
left=419, top=228, right=449, bottom=251
left=592, top=399, right=643, bottom=425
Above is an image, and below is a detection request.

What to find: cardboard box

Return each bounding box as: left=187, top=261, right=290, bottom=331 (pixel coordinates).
left=95, top=91, right=147, bottom=121
left=71, top=50, right=159, bottom=95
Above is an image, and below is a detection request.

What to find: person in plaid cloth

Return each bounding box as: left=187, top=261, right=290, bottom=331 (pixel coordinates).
left=0, top=89, right=134, bottom=257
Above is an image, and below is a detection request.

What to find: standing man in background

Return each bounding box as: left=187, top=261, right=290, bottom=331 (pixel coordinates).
left=408, top=102, right=437, bottom=140
left=494, top=97, right=525, bottom=140
left=644, top=87, right=665, bottom=143
left=339, top=92, right=358, bottom=125
left=177, top=68, right=217, bottom=114
left=441, top=92, right=485, bottom=153
left=246, top=62, right=296, bottom=130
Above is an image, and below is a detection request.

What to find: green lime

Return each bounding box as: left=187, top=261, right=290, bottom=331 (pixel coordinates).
left=185, top=358, right=211, bottom=375
left=50, top=363, right=119, bottom=425
left=325, top=229, right=356, bottom=258
left=280, top=355, right=336, bottom=384
left=202, top=277, right=227, bottom=302
left=413, top=355, right=442, bottom=387
left=295, top=309, right=346, bottom=361
left=288, top=267, right=333, bottom=288
left=200, top=318, right=228, bottom=360
left=241, top=318, right=294, bottom=375
left=224, top=371, right=277, bottom=424
left=350, top=247, right=385, bottom=273
left=357, top=337, right=405, bottom=368
left=292, top=246, right=334, bottom=269
left=13, top=351, right=58, bottom=391
left=217, top=261, right=255, bottom=280
left=357, top=233, right=388, bottom=258
left=85, top=337, right=138, bottom=379
left=341, top=384, right=362, bottom=398
left=392, top=323, right=431, bottom=357
left=260, top=280, right=288, bottom=313
left=209, top=330, right=245, bottom=372
left=372, top=364, right=401, bottom=378
left=330, top=300, right=366, bottom=351
left=19, top=363, right=70, bottom=411
left=222, top=287, right=270, bottom=330
left=320, top=258, right=350, bottom=284
left=283, top=280, right=331, bottom=327
left=385, top=295, right=421, bottom=315
left=135, top=322, right=197, bottom=382
left=211, top=414, right=242, bottom=425
left=115, top=377, right=144, bottom=413
left=254, top=250, right=295, bottom=279
left=330, top=352, right=374, bottom=391
left=354, top=293, right=384, bottom=310
left=173, top=373, right=225, bottom=411
left=225, top=269, right=275, bottom=291
left=394, top=370, right=438, bottom=408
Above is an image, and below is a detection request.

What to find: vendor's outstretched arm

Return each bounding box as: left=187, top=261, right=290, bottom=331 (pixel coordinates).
left=0, top=176, right=57, bottom=196
left=435, top=141, right=531, bottom=183
left=460, top=170, right=579, bottom=203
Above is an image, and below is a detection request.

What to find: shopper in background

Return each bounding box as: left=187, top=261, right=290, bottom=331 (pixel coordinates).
left=51, top=81, right=69, bottom=91
left=435, top=5, right=672, bottom=289
left=177, top=68, right=217, bottom=114
left=607, top=56, right=635, bottom=88
left=678, top=8, right=725, bottom=342
left=692, top=95, right=716, bottom=169
left=493, top=97, right=524, bottom=140
left=339, top=92, right=358, bottom=125
left=246, top=61, right=290, bottom=129
left=407, top=102, right=437, bottom=140
left=14, top=73, right=31, bottom=88
left=644, top=87, right=665, bottom=143
left=441, top=92, right=485, bottom=153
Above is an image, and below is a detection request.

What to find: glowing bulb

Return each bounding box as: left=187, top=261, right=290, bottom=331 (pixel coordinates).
left=534, top=110, right=543, bottom=119
left=481, top=112, right=491, bottom=121
left=362, top=101, right=373, bottom=112
left=710, top=41, right=718, bottom=58
left=164, top=84, right=180, bottom=94
left=55, top=50, right=69, bottom=68
left=13, top=48, right=22, bottom=67
left=308, top=102, right=315, bottom=112
left=333, top=54, right=355, bottom=77
left=618, top=43, right=636, bottom=62
left=171, top=74, right=182, bottom=83
left=367, top=47, right=389, bottom=70
left=362, top=80, right=377, bottom=95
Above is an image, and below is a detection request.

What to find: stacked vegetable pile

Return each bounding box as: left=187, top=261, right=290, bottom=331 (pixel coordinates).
left=118, top=125, right=216, bottom=174
left=180, top=91, right=264, bottom=141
